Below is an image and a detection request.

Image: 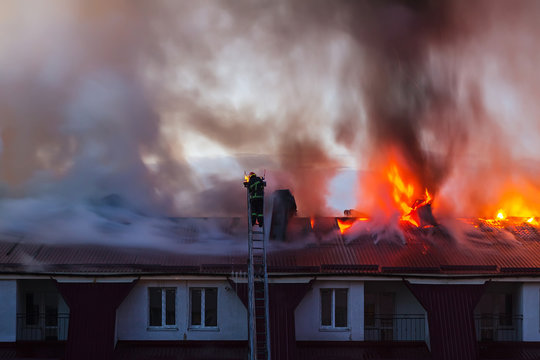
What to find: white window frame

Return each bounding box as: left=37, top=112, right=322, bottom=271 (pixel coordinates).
left=147, top=287, right=177, bottom=329
left=320, top=288, right=349, bottom=330
left=189, top=287, right=218, bottom=330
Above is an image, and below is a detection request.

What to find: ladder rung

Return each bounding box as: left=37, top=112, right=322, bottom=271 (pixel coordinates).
left=252, top=230, right=264, bottom=234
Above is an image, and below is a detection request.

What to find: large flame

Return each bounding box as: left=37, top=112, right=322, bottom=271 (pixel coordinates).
left=336, top=217, right=368, bottom=235
left=386, top=163, right=432, bottom=227
left=482, top=183, right=540, bottom=226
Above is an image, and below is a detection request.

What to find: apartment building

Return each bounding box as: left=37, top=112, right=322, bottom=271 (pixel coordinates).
left=1, top=217, right=540, bottom=360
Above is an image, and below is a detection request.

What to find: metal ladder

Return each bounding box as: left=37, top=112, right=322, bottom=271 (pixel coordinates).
left=245, top=179, right=271, bottom=360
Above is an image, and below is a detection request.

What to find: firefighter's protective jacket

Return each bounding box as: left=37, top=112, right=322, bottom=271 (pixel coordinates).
left=248, top=176, right=264, bottom=200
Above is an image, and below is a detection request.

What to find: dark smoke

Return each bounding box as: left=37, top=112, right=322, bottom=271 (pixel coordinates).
left=0, top=0, right=540, bottom=250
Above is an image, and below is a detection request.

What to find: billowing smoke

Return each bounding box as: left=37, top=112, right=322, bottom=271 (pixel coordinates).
left=0, top=0, right=540, bottom=248
left=326, top=0, right=540, bottom=219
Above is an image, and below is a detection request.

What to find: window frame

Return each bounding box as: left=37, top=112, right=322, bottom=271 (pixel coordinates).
left=147, top=287, right=177, bottom=330
left=189, top=287, right=219, bottom=330
left=320, top=288, right=349, bottom=330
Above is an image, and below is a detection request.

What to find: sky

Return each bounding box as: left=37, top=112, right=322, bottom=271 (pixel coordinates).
left=1, top=0, right=540, bottom=232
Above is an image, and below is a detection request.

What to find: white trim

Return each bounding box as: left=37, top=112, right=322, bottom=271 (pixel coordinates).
left=53, top=277, right=138, bottom=283
left=141, top=276, right=228, bottom=281
left=406, top=279, right=488, bottom=285
left=229, top=277, right=315, bottom=284
left=2, top=274, right=540, bottom=283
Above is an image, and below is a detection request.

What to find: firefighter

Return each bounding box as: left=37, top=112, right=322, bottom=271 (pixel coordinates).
left=247, top=172, right=264, bottom=227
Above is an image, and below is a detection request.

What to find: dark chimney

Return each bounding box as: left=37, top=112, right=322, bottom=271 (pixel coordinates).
left=411, top=203, right=437, bottom=227
left=269, top=189, right=297, bottom=241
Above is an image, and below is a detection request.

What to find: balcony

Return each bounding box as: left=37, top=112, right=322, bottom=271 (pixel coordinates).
left=16, top=313, right=69, bottom=341
left=364, top=314, right=426, bottom=341
left=475, top=314, right=523, bottom=342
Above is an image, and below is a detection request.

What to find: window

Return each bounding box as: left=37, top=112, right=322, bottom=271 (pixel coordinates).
left=190, top=288, right=218, bottom=328
left=148, top=287, right=176, bottom=328
left=320, top=288, right=348, bottom=328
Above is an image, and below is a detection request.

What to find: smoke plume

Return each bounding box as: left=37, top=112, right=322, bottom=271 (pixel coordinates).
left=0, top=0, right=540, bottom=248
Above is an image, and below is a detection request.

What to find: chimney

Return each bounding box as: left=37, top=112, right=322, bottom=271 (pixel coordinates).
left=411, top=202, right=437, bottom=227
left=269, top=189, right=297, bottom=241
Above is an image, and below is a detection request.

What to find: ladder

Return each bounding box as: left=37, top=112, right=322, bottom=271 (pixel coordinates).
left=244, top=178, right=271, bottom=360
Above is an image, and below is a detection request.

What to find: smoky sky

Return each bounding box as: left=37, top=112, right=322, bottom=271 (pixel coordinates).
left=0, top=0, right=539, bottom=231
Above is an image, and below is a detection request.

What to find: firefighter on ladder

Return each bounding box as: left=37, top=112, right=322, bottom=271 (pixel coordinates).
left=246, top=172, right=264, bottom=227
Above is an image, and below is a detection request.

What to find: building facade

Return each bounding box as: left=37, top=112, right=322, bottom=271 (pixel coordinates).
left=1, top=217, right=540, bottom=359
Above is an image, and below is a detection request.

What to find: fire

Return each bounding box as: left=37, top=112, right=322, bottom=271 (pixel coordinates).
left=485, top=188, right=540, bottom=225
left=386, top=163, right=432, bottom=227
left=336, top=217, right=368, bottom=235
left=310, top=217, right=315, bottom=229
left=337, top=218, right=353, bottom=234
left=387, top=164, right=415, bottom=215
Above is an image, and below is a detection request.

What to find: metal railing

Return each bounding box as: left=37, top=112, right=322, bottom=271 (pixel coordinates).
left=475, top=314, right=522, bottom=342
left=16, top=313, right=69, bottom=341
left=364, top=314, right=426, bottom=341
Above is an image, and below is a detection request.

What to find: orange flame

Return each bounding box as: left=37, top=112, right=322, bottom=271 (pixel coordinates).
left=387, top=164, right=415, bottom=215
left=310, top=217, right=315, bottom=229
left=337, top=218, right=353, bottom=234
left=485, top=184, right=540, bottom=225
left=336, top=217, right=368, bottom=235
left=386, top=163, right=431, bottom=227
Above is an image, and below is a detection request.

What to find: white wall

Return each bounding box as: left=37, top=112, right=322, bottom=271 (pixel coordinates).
left=0, top=281, right=16, bottom=342
left=521, top=282, right=540, bottom=341
left=295, top=280, right=364, bottom=341
left=116, top=280, right=247, bottom=341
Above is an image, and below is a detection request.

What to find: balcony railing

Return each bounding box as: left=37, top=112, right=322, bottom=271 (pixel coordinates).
left=16, top=313, right=69, bottom=341
left=475, top=314, right=522, bottom=342
left=364, top=314, right=426, bottom=341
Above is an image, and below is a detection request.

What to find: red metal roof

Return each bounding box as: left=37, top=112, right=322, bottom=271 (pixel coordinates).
left=1, top=217, right=540, bottom=276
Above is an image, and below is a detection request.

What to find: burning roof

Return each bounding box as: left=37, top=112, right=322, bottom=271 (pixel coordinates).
left=1, top=215, right=540, bottom=277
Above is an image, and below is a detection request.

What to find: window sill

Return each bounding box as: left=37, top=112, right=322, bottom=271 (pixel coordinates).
left=319, top=327, right=350, bottom=332
left=147, top=327, right=179, bottom=331
left=188, top=326, right=220, bottom=332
